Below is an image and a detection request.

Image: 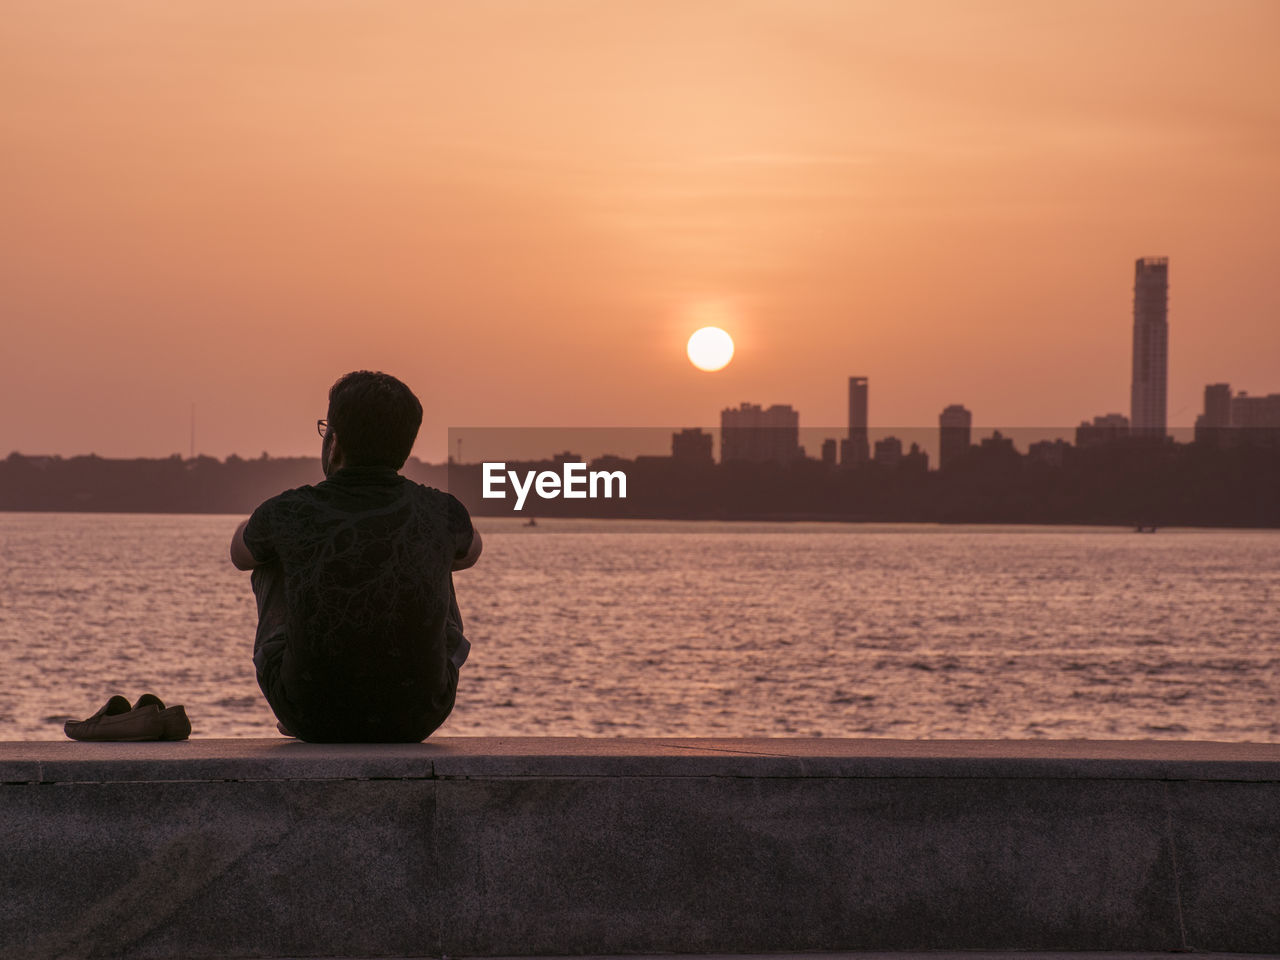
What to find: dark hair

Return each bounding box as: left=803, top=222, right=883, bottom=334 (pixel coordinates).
left=327, top=371, right=423, bottom=469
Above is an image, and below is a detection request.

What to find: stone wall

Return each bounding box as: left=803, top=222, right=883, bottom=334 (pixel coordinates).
left=3, top=738, right=1278, bottom=958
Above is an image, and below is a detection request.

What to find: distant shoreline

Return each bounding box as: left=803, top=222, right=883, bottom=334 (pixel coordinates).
left=2, top=508, right=1276, bottom=532
left=4, top=442, right=1278, bottom=527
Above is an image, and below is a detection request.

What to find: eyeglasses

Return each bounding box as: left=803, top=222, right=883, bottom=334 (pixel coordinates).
left=316, top=419, right=330, bottom=438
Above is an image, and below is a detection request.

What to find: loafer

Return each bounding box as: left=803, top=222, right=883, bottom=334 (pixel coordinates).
left=133, top=693, right=192, bottom=741
left=64, top=695, right=164, bottom=742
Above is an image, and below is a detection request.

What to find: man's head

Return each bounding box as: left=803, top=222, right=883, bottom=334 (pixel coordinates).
left=324, top=371, right=423, bottom=473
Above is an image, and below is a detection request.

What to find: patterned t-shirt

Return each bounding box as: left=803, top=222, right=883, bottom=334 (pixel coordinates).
left=243, top=465, right=474, bottom=740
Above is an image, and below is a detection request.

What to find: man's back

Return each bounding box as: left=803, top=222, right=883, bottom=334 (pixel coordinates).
left=243, top=465, right=474, bottom=741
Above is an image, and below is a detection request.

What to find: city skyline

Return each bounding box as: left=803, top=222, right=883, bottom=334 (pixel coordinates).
left=7, top=243, right=1277, bottom=468
left=7, top=244, right=1277, bottom=466
left=3, top=1, right=1278, bottom=463
left=6, top=244, right=1275, bottom=463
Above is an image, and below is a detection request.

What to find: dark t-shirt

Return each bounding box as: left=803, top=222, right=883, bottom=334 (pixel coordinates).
left=243, top=465, right=474, bottom=741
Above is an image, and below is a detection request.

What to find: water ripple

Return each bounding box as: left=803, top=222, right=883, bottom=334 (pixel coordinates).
left=2, top=514, right=1278, bottom=741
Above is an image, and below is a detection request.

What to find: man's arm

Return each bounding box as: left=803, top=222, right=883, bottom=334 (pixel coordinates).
left=452, top=525, right=482, bottom=571
left=229, top=519, right=260, bottom=571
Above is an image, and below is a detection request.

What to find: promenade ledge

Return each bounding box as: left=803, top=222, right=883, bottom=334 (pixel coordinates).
left=3, top=738, right=1279, bottom=958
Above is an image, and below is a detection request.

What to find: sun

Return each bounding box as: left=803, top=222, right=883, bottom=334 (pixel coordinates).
left=686, top=326, right=735, bottom=372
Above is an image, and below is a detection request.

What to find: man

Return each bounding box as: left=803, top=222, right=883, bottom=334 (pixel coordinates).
left=229, top=371, right=481, bottom=742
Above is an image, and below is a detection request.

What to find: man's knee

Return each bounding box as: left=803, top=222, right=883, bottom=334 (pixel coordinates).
left=253, top=634, right=287, bottom=680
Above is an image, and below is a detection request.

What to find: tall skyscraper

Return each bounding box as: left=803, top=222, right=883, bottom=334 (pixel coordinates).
left=842, top=376, right=869, bottom=466
left=1130, top=257, right=1169, bottom=436
left=938, top=404, right=972, bottom=471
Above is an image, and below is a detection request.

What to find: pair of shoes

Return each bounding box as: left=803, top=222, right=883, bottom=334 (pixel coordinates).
left=134, top=693, right=192, bottom=741
left=63, top=694, right=191, bottom=742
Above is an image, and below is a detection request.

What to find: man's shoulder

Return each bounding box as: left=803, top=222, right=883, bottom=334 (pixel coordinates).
left=241, top=483, right=326, bottom=561
left=252, top=482, right=325, bottom=513
left=399, top=482, right=473, bottom=536
left=254, top=476, right=468, bottom=530
left=393, top=476, right=463, bottom=506
left=405, top=479, right=455, bottom=501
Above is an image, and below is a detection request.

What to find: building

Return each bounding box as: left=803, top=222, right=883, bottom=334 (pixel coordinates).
left=1194, top=383, right=1280, bottom=446
left=980, top=431, right=1017, bottom=456
left=1194, top=383, right=1280, bottom=442
left=873, top=436, right=902, bottom=467
left=720, top=403, right=801, bottom=464
left=1231, top=391, right=1280, bottom=429
left=1194, top=384, right=1232, bottom=444
left=938, top=404, right=972, bottom=471
left=1203, top=384, right=1232, bottom=428
left=820, top=438, right=837, bottom=466
left=1076, top=413, right=1129, bottom=447
left=842, top=376, right=869, bottom=466
left=901, top=442, right=929, bottom=473
left=1028, top=439, right=1068, bottom=468
left=1130, top=256, right=1169, bottom=436
left=671, top=428, right=713, bottom=463
left=975, top=430, right=1021, bottom=475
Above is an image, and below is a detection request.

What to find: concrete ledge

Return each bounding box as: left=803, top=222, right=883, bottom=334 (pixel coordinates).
left=8, top=736, right=1280, bottom=783
left=128, top=957, right=1277, bottom=960
left=4, top=738, right=1280, bottom=958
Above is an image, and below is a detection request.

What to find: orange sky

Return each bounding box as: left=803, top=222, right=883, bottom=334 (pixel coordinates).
left=3, top=0, right=1278, bottom=461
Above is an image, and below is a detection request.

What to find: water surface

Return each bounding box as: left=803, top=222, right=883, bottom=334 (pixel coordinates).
left=2, top=513, right=1276, bottom=740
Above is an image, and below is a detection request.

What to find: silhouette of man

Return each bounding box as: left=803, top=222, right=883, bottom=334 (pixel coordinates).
left=230, top=371, right=481, bottom=742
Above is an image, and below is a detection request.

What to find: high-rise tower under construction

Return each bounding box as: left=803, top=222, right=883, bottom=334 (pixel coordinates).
left=1130, top=257, right=1169, bottom=436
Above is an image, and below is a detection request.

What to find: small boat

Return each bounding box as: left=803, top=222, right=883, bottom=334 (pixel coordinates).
left=524, top=517, right=538, bottom=527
